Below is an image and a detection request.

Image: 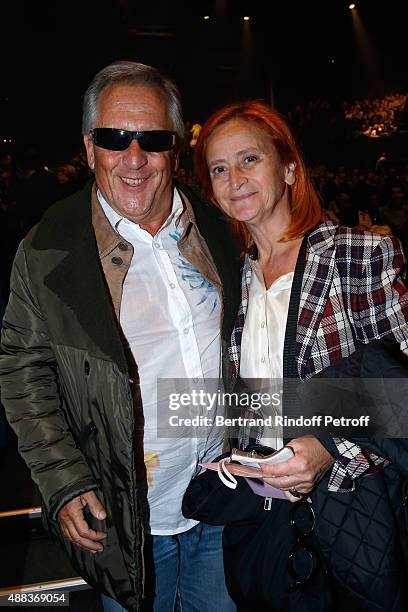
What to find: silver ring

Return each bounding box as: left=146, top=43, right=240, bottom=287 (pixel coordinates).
left=289, top=486, right=301, bottom=498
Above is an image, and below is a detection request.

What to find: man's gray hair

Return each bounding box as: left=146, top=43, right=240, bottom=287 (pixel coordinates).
left=82, top=61, right=185, bottom=139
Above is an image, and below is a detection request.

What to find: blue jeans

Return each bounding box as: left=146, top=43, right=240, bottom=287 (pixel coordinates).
left=101, top=523, right=236, bottom=612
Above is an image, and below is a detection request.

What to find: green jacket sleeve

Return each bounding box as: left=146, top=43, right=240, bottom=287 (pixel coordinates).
left=0, top=241, right=97, bottom=520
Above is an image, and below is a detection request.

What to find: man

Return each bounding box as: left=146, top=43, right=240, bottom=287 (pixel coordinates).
left=0, top=62, right=241, bottom=611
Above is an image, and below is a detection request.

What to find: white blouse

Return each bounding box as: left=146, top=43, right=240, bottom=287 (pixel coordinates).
left=240, top=259, right=294, bottom=450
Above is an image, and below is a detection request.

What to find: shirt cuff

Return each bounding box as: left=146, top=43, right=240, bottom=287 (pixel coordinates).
left=322, top=437, right=377, bottom=492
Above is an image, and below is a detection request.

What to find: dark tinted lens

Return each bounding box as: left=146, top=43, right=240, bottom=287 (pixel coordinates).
left=92, top=129, right=131, bottom=151
left=290, top=501, right=315, bottom=536
left=138, top=131, right=175, bottom=152
left=289, top=546, right=316, bottom=581
left=91, top=129, right=175, bottom=152
left=287, top=501, right=318, bottom=591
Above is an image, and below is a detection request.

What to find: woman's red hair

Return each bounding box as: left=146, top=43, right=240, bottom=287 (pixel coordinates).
left=194, top=101, right=324, bottom=245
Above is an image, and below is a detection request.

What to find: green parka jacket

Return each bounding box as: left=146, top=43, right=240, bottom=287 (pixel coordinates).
left=0, top=181, right=241, bottom=610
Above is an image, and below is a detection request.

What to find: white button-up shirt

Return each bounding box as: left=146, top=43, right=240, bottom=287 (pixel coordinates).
left=98, top=189, right=223, bottom=534
left=240, top=260, right=294, bottom=450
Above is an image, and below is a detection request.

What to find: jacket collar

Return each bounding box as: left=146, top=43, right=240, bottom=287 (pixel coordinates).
left=91, top=185, right=125, bottom=257
left=32, top=180, right=128, bottom=372
left=231, top=221, right=339, bottom=380
left=307, top=221, right=338, bottom=255
left=176, top=181, right=242, bottom=342
left=296, top=222, right=338, bottom=377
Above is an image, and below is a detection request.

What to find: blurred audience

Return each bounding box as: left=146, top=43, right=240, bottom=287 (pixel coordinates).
left=0, top=147, right=92, bottom=297
left=1, top=90, right=408, bottom=301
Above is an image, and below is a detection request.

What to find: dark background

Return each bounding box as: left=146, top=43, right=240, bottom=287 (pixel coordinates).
left=1, top=0, right=406, bottom=161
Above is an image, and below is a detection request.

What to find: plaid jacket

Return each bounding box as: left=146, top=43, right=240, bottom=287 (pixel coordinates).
left=228, top=221, right=408, bottom=491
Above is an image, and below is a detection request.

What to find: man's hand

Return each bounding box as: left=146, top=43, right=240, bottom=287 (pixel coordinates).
left=260, top=436, right=335, bottom=500
left=58, top=490, right=107, bottom=553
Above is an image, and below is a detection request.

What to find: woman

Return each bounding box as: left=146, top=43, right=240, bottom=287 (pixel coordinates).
left=193, top=101, right=408, bottom=611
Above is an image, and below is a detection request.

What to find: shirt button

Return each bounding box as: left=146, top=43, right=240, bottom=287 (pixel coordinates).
left=154, top=242, right=160, bottom=248
left=261, top=321, right=265, bottom=328
left=170, top=282, right=176, bottom=289
left=184, top=328, right=189, bottom=335
left=192, top=377, right=199, bottom=384
left=112, top=256, right=123, bottom=265
left=118, top=242, right=128, bottom=251
left=261, top=356, right=266, bottom=363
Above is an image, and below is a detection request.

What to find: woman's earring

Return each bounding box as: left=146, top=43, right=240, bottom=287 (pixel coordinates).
left=285, top=162, right=296, bottom=186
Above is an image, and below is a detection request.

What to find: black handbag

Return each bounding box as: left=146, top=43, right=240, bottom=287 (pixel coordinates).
left=182, top=450, right=268, bottom=525
left=182, top=447, right=333, bottom=612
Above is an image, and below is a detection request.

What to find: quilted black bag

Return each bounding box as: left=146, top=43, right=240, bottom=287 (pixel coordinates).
left=305, top=340, right=408, bottom=612
left=310, top=465, right=408, bottom=611
left=281, top=234, right=408, bottom=610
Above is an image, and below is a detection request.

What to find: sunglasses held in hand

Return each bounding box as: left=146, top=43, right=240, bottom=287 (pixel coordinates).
left=90, top=128, right=177, bottom=152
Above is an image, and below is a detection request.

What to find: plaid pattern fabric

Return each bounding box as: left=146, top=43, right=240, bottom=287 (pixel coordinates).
left=229, top=221, right=408, bottom=492
left=228, top=257, right=251, bottom=374
left=327, top=438, right=388, bottom=492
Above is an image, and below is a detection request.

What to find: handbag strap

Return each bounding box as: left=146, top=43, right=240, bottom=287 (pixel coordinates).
left=283, top=232, right=309, bottom=379
left=282, top=233, right=309, bottom=420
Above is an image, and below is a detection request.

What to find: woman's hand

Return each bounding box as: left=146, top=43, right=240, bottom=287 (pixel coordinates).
left=260, top=436, right=335, bottom=499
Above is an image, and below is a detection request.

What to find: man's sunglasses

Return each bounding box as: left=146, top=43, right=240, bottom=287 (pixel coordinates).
left=90, top=128, right=176, bottom=152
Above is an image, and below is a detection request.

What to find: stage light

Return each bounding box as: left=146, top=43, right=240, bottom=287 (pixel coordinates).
left=203, top=15, right=210, bottom=20
left=349, top=4, right=356, bottom=9
left=349, top=0, right=382, bottom=94
left=243, top=16, right=250, bottom=21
